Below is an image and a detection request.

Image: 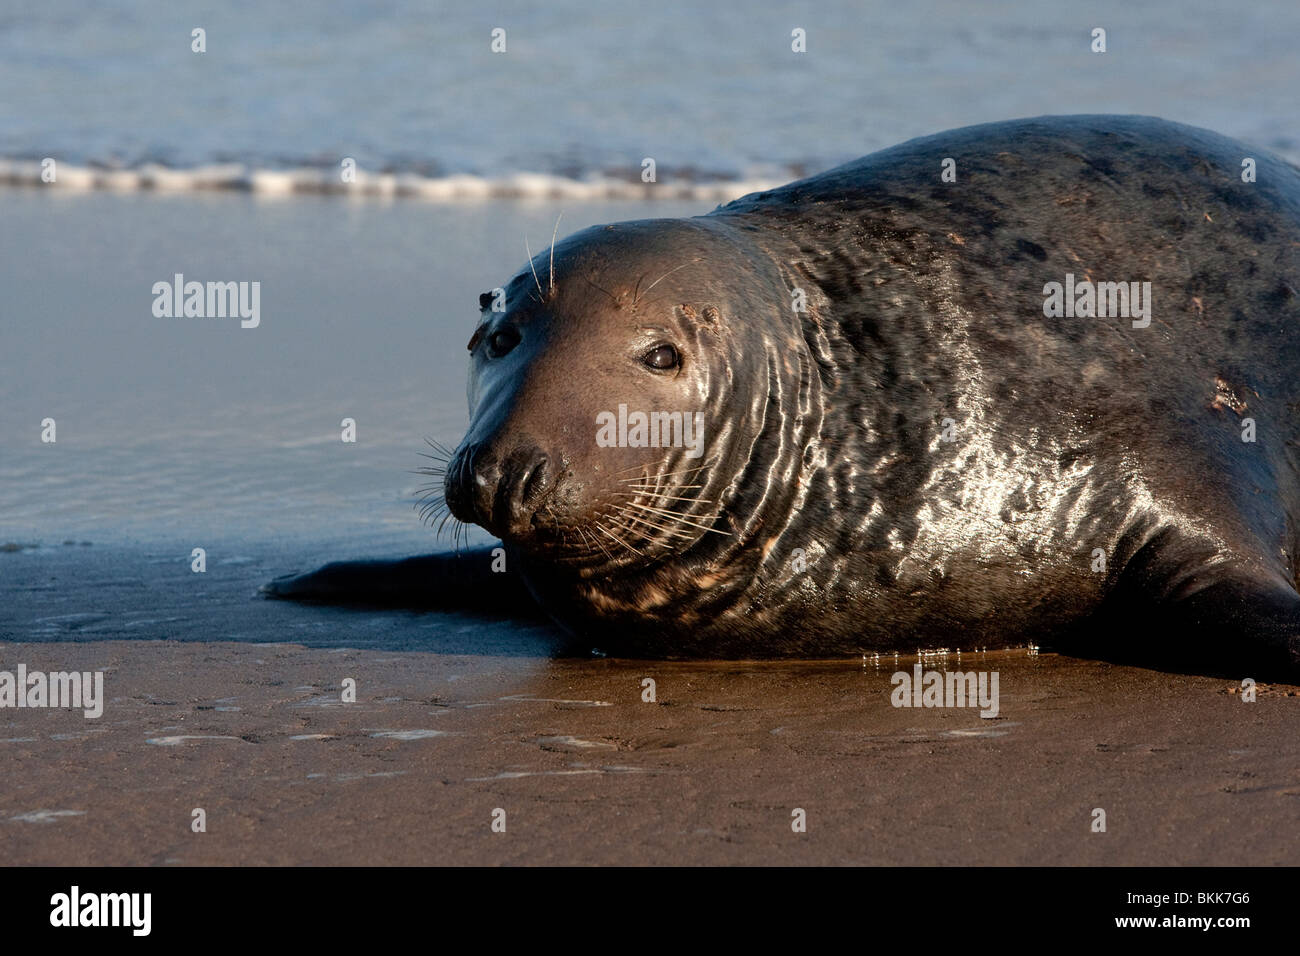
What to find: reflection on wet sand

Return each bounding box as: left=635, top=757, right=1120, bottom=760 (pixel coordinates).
left=2, top=637, right=1296, bottom=865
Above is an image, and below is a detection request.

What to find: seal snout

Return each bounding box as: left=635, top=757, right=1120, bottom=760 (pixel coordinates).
left=445, top=441, right=555, bottom=540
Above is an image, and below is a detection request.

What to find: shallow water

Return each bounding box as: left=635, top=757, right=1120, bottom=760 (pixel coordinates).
left=0, top=191, right=710, bottom=560
left=2, top=0, right=1297, bottom=191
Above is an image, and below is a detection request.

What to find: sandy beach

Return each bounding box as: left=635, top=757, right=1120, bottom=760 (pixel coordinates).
left=3, top=543, right=1297, bottom=866
left=5, top=639, right=1298, bottom=866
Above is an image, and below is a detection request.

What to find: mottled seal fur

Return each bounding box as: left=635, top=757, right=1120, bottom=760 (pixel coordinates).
left=267, top=115, right=1300, bottom=674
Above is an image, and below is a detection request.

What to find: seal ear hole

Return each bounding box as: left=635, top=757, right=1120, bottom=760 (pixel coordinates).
left=642, top=343, right=681, bottom=372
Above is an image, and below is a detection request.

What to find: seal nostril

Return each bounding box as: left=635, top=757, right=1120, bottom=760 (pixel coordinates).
left=491, top=449, right=552, bottom=536
left=445, top=441, right=507, bottom=528
left=521, top=454, right=551, bottom=507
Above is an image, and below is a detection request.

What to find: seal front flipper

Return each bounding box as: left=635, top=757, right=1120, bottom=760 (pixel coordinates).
left=261, top=546, right=539, bottom=615
left=1155, top=576, right=1300, bottom=678
left=1093, top=526, right=1300, bottom=677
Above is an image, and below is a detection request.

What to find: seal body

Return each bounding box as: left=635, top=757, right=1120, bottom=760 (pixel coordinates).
left=272, top=116, right=1300, bottom=672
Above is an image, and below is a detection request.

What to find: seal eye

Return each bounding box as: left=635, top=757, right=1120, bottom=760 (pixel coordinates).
left=487, top=327, right=520, bottom=358
left=642, top=344, right=680, bottom=371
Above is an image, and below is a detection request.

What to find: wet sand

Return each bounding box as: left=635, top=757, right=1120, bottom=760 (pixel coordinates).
left=4, top=547, right=1298, bottom=866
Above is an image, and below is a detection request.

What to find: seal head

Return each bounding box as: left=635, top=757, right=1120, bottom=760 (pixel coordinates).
left=445, top=217, right=821, bottom=644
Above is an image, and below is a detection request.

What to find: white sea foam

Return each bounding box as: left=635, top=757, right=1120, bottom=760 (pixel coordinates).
left=0, top=158, right=781, bottom=203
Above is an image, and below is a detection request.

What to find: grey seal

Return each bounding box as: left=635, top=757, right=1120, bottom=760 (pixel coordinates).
left=267, top=115, right=1300, bottom=675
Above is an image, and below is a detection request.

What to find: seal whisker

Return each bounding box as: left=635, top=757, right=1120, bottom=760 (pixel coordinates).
left=524, top=235, right=544, bottom=301
left=613, top=491, right=713, bottom=505
left=612, top=512, right=694, bottom=542
left=583, top=527, right=608, bottom=559
left=633, top=258, right=698, bottom=306
left=424, top=499, right=445, bottom=518
left=543, top=502, right=575, bottom=552
left=612, top=459, right=673, bottom=476
left=574, top=526, right=596, bottom=556
left=422, top=437, right=455, bottom=458
left=616, top=513, right=688, bottom=547
left=587, top=525, right=614, bottom=560
left=623, top=483, right=706, bottom=492
left=612, top=457, right=712, bottom=477
left=417, top=486, right=467, bottom=551
left=596, top=521, right=643, bottom=556
left=582, top=275, right=621, bottom=306
left=415, top=488, right=447, bottom=517
left=624, top=501, right=730, bottom=536
left=616, top=464, right=714, bottom=483
left=618, top=476, right=706, bottom=489
left=548, top=212, right=563, bottom=294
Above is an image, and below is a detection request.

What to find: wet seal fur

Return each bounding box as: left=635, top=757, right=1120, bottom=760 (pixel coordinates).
left=267, top=116, right=1300, bottom=675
